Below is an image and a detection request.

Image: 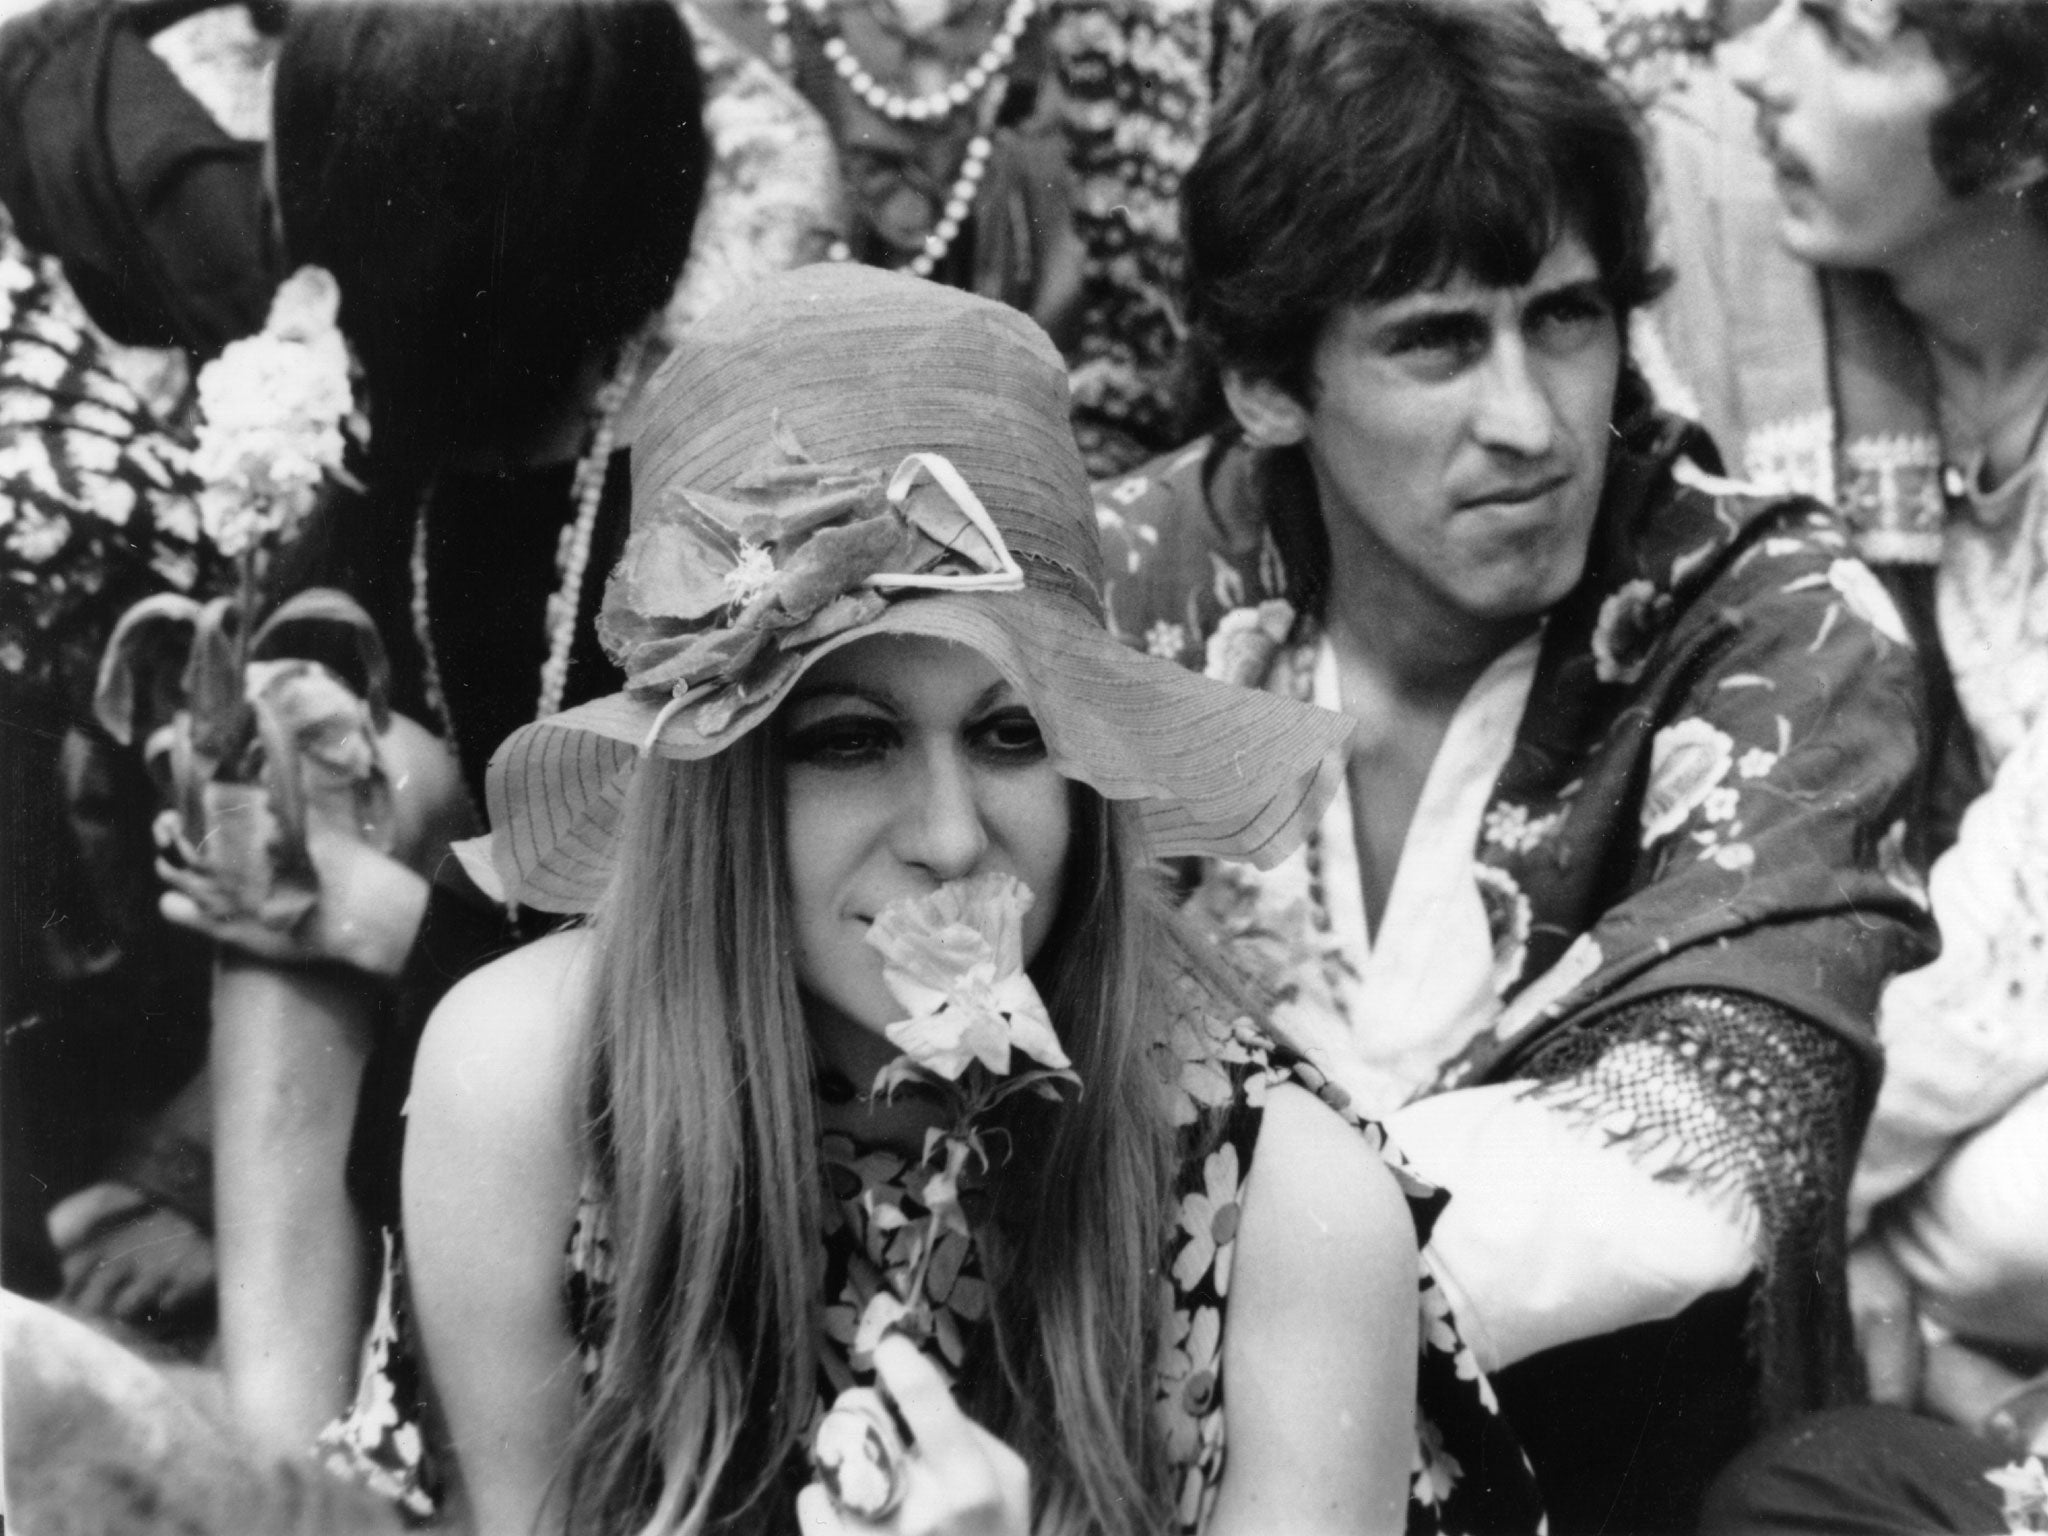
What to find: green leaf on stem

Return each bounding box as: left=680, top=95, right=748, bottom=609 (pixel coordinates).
left=93, top=592, right=203, bottom=746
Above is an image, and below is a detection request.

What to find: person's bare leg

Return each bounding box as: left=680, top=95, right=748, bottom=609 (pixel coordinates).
left=203, top=716, right=471, bottom=1456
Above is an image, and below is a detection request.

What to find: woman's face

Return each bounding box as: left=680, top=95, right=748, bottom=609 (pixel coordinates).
left=1728, top=0, right=1965, bottom=273
left=779, top=634, right=1073, bottom=1037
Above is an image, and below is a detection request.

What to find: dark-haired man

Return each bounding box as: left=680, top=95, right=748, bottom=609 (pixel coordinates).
left=1100, top=0, right=1935, bottom=1526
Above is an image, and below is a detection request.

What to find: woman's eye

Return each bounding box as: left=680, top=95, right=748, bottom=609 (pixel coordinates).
left=973, top=709, right=1048, bottom=762
left=784, top=717, right=895, bottom=766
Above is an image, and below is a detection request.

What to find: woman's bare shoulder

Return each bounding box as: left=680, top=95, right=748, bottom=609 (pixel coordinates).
left=409, top=928, right=596, bottom=1154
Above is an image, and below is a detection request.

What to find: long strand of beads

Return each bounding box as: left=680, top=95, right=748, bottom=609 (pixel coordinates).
left=764, top=0, right=795, bottom=71
left=767, top=0, right=1036, bottom=125
left=908, top=115, right=994, bottom=279
left=409, top=474, right=458, bottom=744
left=411, top=336, right=643, bottom=737
left=537, top=336, right=641, bottom=721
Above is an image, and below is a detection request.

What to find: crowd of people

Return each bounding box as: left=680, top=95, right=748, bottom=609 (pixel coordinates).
left=1, top=0, right=2044, bottom=1533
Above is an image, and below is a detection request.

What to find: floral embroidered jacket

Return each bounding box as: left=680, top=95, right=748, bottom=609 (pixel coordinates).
left=1094, top=413, right=1936, bottom=1106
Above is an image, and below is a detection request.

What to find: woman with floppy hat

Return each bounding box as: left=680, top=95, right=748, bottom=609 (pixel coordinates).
left=315, top=265, right=1545, bottom=1536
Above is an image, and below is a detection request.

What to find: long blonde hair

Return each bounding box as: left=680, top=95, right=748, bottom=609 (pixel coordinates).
left=563, top=727, right=1183, bottom=1536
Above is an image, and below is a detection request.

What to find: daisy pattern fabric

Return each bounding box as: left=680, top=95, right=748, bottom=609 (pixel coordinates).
left=1094, top=414, right=1934, bottom=1097
left=318, top=958, right=1544, bottom=1533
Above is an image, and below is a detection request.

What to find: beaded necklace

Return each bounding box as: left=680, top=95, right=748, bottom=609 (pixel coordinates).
left=410, top=342, right=641, bottom=741
left=764, top=0, right=1034, bottom=278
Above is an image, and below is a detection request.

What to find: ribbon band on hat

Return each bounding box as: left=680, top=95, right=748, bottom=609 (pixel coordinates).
left=868, top=452, right=1025, bottom=594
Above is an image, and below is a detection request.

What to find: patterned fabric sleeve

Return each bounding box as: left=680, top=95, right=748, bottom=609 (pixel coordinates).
left=1448, top=477, right=1934, bottom=1084
left=1516, top=987, right=1865, bottom=1419
left=1156, top=971, right=1545, bottom=1535
left=1, top=219, right=215, bottom=717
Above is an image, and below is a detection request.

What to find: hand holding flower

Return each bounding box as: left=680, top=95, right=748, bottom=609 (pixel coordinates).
left=810, top=874, right=1075, bottom=1512
left=801, top=1336, right=1032, bottom=1536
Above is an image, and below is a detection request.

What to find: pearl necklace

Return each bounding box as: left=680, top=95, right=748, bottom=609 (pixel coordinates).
left=763, top=0, right=1022, bottom=278
left=767, top=0, right=1034, bottom=122
left=410, top=342, right=640, bottom=739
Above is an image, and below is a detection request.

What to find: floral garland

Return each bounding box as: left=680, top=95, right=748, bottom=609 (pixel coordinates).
left=811, top=871, right=1075, bottom=1517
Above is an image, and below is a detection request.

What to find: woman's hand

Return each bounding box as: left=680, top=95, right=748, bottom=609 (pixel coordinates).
left=157, top=813, right=431, bottom=978
left=797, top=1335, right=1030, bottom=1536
left=154, top=712, right=471, bottom=978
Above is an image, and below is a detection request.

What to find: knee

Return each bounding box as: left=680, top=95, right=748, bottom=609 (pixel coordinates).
left=377, top=714, right=476, bottom=873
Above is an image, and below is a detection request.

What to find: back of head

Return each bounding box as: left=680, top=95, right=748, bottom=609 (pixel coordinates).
left=272, top=0, right=707, bottom=466
left=1182, top=0, right=1662, bottom=402
left=1903, top=0, right=2048, bottom=228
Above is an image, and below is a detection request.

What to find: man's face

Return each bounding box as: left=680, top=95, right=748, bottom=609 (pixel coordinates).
left=1283, top=233, right=1621, bottom=636
left=1728, top=0, right=1964, bottom=271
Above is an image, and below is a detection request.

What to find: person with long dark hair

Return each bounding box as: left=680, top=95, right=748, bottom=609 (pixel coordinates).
left=320, top=262, right=1545, bottom=1535
left=143, top=0, right=713, bottom=1456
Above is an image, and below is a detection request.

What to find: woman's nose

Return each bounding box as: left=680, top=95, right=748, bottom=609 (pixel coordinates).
left=893, top=744, right=991, bottom=882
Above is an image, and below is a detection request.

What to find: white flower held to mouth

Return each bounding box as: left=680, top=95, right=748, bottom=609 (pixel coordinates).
left=864, top=872, right=1068, bottom=1079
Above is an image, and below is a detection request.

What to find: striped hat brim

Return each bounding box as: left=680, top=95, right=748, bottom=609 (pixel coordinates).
left=473, top=587, right=1351, bottom=913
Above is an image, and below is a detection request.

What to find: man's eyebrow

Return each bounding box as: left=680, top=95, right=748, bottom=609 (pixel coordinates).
left=1375, top=291, right=1490, bottom=321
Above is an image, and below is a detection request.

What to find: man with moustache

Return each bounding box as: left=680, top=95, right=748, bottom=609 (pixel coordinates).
left=1097, top=1, right=1936, bottom=1527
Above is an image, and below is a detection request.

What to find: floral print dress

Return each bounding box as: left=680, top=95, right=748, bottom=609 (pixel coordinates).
left=319, top=972, right=1544, bottom=1533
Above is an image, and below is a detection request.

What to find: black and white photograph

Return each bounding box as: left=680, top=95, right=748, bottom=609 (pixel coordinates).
left=2, top=1, right=2044, bottom=1532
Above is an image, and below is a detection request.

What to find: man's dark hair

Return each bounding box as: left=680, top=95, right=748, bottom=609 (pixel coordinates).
left=1181, top=0, right=1666, bottom=405
left=272, top=0, right=707, bottom=466
left=1901, top=0, right=2048, bottom=227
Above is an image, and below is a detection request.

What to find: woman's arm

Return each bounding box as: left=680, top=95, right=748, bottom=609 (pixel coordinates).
left=1207, top=1083, right=1418, bottom=1536
left=402, top=929, right=593, bottom=1536
left=197, top=716, right=472, bottom=1452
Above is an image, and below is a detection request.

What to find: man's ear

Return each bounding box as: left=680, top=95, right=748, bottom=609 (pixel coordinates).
left=1221, top=371, right=1310, bottom=448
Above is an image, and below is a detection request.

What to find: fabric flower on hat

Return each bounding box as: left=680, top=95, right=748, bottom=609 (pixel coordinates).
left=865, top=872, right=1067, bottom=1079
left=601, top=417, right=1019, bottom=747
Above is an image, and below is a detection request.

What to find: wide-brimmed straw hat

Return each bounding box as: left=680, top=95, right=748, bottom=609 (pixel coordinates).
left=474, top=264, right=1351, bottom=913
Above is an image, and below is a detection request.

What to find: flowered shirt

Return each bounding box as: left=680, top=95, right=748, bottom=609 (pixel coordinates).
left=0, top=220, right=216, bottom=717
left=1094, top=415, right=1934, bottom=1095
left=319, top=972, right=1545, bottom=1533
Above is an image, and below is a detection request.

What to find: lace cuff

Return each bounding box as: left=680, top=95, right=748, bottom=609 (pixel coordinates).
left=1517, top=987, right=1866, bottom=1418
